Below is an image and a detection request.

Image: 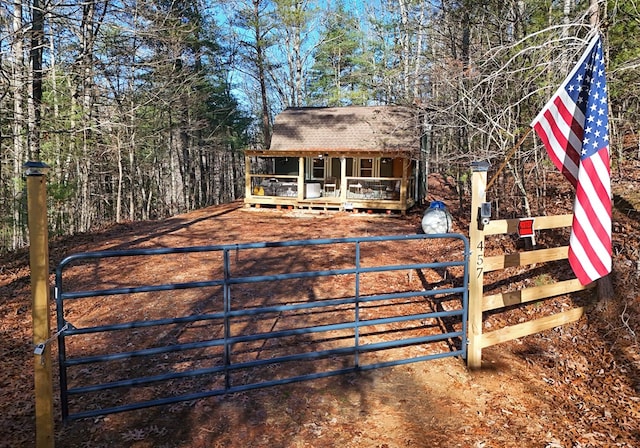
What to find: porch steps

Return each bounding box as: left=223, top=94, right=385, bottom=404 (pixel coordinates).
left=297, top=198, right=343, bottom=211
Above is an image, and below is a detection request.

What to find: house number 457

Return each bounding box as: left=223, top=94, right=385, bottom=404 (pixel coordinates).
left=476, top=240, right=484, bottom=279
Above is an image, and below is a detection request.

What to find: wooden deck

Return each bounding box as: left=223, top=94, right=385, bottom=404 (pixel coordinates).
left=244, top=194, right=414, bottom=213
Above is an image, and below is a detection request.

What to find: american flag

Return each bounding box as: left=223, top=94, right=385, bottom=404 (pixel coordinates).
left=531, top=34, right=611, bottom=285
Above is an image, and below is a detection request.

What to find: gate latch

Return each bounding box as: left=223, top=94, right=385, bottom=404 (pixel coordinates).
left=33, top=322, right=69, bottom=356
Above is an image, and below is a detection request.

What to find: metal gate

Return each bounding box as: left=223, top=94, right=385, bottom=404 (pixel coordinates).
left=55, top=233, right=469, bottom=421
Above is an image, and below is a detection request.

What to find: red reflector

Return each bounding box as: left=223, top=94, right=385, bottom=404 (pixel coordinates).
left=518, top=218, right=535, bottom=237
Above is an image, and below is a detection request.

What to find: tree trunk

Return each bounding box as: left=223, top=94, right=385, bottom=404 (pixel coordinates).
left=11, top=0, right=26, bottom=249
left=253, top=0, right=271, bottom=148
left=116, top=137, right=123, bottom=223
left=29, top=0, right=44, bottom=160
left=128, top=127, right=135, bottom=221
left=79, top=1, right=96, bottom=232
left=48, top=22, right=64, bottom=235
left=398, top=0, right=410, bottom=97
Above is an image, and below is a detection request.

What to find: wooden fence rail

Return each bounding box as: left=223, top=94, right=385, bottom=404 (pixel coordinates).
left=467, top=162, right=593, bottom=369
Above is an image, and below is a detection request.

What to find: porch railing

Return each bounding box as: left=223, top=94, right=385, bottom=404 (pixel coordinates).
left=250, top=175, right=299, bottom=197
left=345, top=177, right=402, bottom=200
left=247, top=174, right=413, bottom=202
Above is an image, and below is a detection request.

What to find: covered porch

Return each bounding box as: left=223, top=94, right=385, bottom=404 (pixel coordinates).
left=244, top=151, right=417, bottom=213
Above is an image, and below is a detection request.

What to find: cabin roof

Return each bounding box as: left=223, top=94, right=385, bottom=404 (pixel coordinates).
left=249, top=106, right=420, bottom=157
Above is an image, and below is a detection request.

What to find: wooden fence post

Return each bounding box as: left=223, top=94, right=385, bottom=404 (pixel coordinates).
left=467, top=161, right=490, bottom=369
left=25, top=161, right=55, bottom=448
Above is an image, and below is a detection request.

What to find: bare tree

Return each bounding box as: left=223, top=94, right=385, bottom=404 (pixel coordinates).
left=419, top=1, right=607, bottom=216
left=224, top=0, right=276, bottom=147
left=28, top=0, right=43, bottom=160
left=10, top=0, right=26, bottom=248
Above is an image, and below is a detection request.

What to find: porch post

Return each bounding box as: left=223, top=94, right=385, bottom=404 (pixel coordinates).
left=297, top=157, right=305, bottom=202
left=244, top=154, right=252, bottom=200
left=399, top=158, right=408, bottom=213
left=467, top=161, right=490, bottom=369
left=340, top=157, right=347, bottom=203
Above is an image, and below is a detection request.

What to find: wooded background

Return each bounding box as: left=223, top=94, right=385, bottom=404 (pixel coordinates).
left=1, top=0, right=638, bottom=253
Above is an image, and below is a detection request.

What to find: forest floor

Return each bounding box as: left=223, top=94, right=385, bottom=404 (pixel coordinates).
left=1, top=163, right=640, bottom=448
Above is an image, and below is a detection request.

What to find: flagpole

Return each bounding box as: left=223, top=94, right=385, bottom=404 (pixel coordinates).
left=485, top=127, right=533, bottom=192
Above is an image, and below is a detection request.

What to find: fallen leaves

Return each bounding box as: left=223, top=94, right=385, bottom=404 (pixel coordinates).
left=1, top=166, right=640, bottom=447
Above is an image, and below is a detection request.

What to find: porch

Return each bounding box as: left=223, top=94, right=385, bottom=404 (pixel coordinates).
left=244, top=154, right=417, bottom=213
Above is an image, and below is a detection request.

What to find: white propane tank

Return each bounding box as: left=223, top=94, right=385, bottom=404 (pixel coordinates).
left=421, top=201, right=453, bottom=234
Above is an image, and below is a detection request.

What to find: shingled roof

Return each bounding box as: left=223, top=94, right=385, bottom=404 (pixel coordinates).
left=266, top=106, right=420, bottom=156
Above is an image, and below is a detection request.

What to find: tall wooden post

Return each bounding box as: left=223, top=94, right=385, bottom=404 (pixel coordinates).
left=25, top=161, right=54, bottom=447
left=244, top=154, right=252, bottom=200
left=339, top=157, right=347, bottom=204
left=467, top=161, right=490, bottom=369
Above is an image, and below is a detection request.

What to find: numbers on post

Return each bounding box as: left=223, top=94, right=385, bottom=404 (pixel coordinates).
left=476, top=240, right=484, bottom=279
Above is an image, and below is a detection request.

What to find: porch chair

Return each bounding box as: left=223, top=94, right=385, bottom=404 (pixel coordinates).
left=324, top=177, right=337, bottom=196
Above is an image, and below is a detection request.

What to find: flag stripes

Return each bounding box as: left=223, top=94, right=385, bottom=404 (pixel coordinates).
left=531, top=35, right=612, bottom=285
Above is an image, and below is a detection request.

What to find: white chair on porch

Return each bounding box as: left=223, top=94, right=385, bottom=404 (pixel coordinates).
left=324, top=177, right=337, bottom=197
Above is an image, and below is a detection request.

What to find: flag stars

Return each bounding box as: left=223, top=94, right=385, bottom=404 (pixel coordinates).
left=536, top=37, right=609, bottom=173
left=531, top=36, right=611, bottom=284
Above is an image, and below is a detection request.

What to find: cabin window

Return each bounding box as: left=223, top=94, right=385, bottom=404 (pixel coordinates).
left=312, top=157, right=325, bottom=179
left=331, top=158, right=340, bottom=178
left=346, top=158, right=354, bottom=176
left=359, top=158, right=373, bottom=177
left=380, top=158, right=394, bottom=177
left=331, top=157, right=354, bottom=177
left=275, top=157, right=299, bottom=175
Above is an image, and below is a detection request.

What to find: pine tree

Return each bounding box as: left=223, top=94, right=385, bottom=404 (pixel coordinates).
left=306, top=2, right=368, bottom=106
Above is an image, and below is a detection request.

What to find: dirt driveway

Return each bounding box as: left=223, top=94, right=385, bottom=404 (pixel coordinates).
left=2, top=199, right=639, bottom=447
